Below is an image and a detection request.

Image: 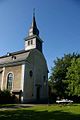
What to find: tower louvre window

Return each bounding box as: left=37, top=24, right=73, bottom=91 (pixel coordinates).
left=28, top=41, right=30, bottom=46
left=31, top=40, right=33, bottom=44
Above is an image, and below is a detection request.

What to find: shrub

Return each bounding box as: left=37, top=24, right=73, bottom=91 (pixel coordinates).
left=0, top=89, right=16, bottom=103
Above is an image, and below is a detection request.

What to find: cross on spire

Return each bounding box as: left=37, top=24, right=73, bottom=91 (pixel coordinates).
left=33, top=8, right=35, bottom=17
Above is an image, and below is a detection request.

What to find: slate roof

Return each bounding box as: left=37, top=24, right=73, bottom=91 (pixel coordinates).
left=0, top=49, right=30, bottom=67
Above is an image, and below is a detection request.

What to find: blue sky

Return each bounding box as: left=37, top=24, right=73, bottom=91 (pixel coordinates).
left=0, top=0, right=80, bottom=76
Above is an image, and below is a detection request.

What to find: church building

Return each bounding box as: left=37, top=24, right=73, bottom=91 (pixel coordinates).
left=0, top=13, right=48, bottom=103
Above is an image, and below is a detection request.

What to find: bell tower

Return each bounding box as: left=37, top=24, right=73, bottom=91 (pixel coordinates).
left=25, top=10, right=43, bottom=52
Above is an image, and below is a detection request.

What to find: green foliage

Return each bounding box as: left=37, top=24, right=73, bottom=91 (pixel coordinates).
left=0, top=89, right=16, bottom=103
left=66, top=58, right=80, bottom=96
left=49, top=53, right=80, bottom=99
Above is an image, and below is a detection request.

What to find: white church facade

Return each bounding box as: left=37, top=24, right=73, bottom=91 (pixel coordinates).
left=0, top=13, right=48, bottom=103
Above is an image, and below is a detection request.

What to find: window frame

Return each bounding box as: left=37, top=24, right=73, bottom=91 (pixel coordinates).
left=28, top=41, right=30, bottom=46
left=31, top=40, right=33, bottom=45
left=7, top=72, right=14, bottom=91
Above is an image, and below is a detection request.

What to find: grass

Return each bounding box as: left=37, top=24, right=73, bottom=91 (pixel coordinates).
left=0, top=104, right=80, bottom=120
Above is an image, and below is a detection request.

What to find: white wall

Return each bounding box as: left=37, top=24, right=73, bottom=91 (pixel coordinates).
left=23, top=49, right=48, bottom=102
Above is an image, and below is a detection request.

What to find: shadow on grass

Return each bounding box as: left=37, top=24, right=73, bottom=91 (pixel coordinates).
left=0, top=104, right=32, bottom=109
left=0, top=109, right=80, bottom=120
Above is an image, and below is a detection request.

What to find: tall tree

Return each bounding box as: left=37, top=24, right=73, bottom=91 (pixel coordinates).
left=66, top=58, right=80, bottom=96
left=49, top=53, right=80, bottom=98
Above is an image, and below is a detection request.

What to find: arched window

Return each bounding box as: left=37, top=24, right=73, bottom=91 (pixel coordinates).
left=7, top=73, right=13, bottom=90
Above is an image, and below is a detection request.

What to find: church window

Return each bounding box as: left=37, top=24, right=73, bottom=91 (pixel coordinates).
left=43, top=76, right=46, bottom=81
left=31, top=40, right=33, bottom=44
left=29, top=70, right=33, bottom=77
left=28, top=41, right=30, bottom=45
left=7, top=73, right=13, bottom=90
left=12, top=55, right=16, bottom=60
left=43, top=76, right=46, bottom=85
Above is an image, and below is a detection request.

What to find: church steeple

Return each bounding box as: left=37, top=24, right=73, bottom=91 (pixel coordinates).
left=25, top=10, right=43, bottom=52
left=28, top=9, right=39, bottom=36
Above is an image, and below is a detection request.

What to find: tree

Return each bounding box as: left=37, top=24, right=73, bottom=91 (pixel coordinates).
left=66, top=58, right=80, bottom=97
left=49, top=53, right=80, bottom=98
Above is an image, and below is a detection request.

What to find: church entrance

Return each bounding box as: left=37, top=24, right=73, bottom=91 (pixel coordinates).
left=36, top=86, right=40, bottom=100
left=12, top=90, right=22, bottom=103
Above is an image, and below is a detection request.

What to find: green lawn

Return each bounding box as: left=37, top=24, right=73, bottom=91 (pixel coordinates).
left=0, top=104, right=80, bottom=120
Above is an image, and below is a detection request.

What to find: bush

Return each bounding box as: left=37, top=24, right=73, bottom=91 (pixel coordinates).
left=0, top=89, right=16, bottom=103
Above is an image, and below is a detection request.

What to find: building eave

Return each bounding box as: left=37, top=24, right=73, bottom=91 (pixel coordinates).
left=0, top=49, right=30, bottom=59
left=0, top=59, right=31, bottom=68
left=24, top=35, right=43, bottom=43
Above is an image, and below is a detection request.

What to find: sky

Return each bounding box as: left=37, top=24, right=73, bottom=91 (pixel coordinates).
left=0, top=0, right=80, bottom=76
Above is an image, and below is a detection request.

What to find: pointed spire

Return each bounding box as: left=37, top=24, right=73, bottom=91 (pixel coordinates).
left=28, top=9, right=39, bottom=36
left=31, top=8, right=37, bottom=28
left=33, top=8, right=35, bottom=17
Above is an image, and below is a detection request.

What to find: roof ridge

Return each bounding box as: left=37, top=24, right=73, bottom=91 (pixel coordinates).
left=0, top=49, right=30, bottom=59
